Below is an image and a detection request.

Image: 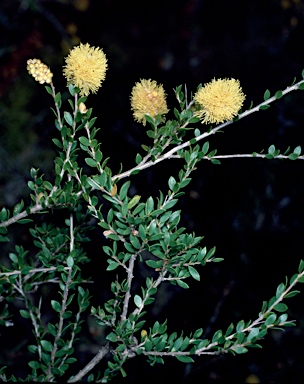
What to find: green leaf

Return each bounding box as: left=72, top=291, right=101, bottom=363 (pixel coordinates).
left=265, top=313, right=277, bottom=325
left=51, top=300, right=62, bottom=312
left=127, top=195, right=141, bottom=209
left=9, top=253, right=18, bottom=263
left=106, top=332, right=118, bottom=342
left=64, top=111, right=74, bottom=126
left=119, top=181, right=130, bottom=200
left=176, top=280, right=189, bottom=289
left=211, top=158, right=221, bottom=165
left=294, top=145, right=301, bottom=155
left=88, top=117, right=97, bottom=129
left=288, top=153, right=299, bottom=160
left=144, top=339, right=153, bottom=352
left=68, top=83, right=75, bottom=96
left=48, top=323, right=57, bottom=337
left=212, top=330, right=223, bottom=343
left=202, top=141, right=209, bottom=155
left=0, top=207, right=8, bottom=222
left=79, top=136, right=89, bottom=146
left=162, top=199, right=178, bottom=210
left=273, top=303, right=288, bottom=312
left=135, top=153, right=142, bottom=164
left=45, top=85, right=53, bottom=95
left=225, top=323, right=234, bottom=337
left=172, top=337, right=183, bottom=351
left=276, top=283, right=285, bottom=299
left=85, top=158, right=97, bottom=167
left=175, top=355, right=194, bottom=363
left=298, top=259, right=304, bottom=273
left=247, top=328, right=259, bottom=341
left=13, top=200, right=24, bottom=215
left=263, top=89, right=271, bottom=100
left=179, top=178, right=191, bottom=189
left=52, top=138, right=63, bottom=148
left=191, top=328, right=202, bottom=339
left=233, top=347, right=248, bottom=354
left=145, top=260, right=161, bottom=269
left=236, top=320, right=245, bottom=332
left=259, top=104, right=270, bottom=110
left=205, top=246, right=216, bottom=260
left=95, top=150, right=103, bottom=163
left=188, top=266, right=200, bottom=281
left=268, top=145, right=275, bottom=155
left=17, top=219, right=33, bottom=224
left=284, top=290, right=300, bottom=299
left=41, top=340, right=53, bottom=352
left=28, top=360, right=40, bottom=370
left=67, top=256, right=74, bottom=267
left=130, top=235, right=141, bottom=250
left=20, top=309, right=30, bottom=319
left=54, top=92, right=61, bottom=104
left=106, top=261, right=119, bottom=271
left=275, top=90, right=283, bottom=99
left=168, top=176, right=176, bottom=191
left=146, top=196, right=154, bottom=214
left=134, top=295, right=143, bottom=308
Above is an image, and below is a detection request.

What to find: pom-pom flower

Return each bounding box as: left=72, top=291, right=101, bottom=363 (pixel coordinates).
left=130, top=79, right=169, bottom=125
left=63, top=43, right=108, bottom=97
left=194, top=78, right=245, bottom=124
left=27, top=59, right=53, bottom=84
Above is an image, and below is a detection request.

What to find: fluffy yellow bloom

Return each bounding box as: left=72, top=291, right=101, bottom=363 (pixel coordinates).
left=27, top=59, right=53, bottom=84
left=63, top=43, right=107, bottom=96
left=194, top=78, right=245, bottom=124
left=130, top=79, right=169, bottom=125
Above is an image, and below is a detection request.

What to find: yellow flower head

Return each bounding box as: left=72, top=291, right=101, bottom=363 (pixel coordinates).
left=194, top=78, right=245, bottom=124
left=63, top=43, right=108, bottom=97
left=130, top=79, right=169, bottom=125
left=27, top=59, right=53, bottom=84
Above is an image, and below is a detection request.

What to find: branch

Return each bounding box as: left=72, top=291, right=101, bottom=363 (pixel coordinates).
left=120, top=254, right=137, bottom=324
left=0, top=266, right=71, bottom=278
left=112, top=78, right=304, bottom=181
left=204, top=154, right=304, bottom=160
left=13, top=277, right=43, bottom=360
left=67, top=344, right=110, bottom=383
left=2, top=79, right=303, bottom=227
left=46, top=213, right=74, bottom=381
left=195, top=268, right=304, bottom=355
left=0, top=87, right=76, bottom=229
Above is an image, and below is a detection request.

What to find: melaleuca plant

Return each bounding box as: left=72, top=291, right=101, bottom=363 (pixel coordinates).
left=1, top=43, right=304, bottom=382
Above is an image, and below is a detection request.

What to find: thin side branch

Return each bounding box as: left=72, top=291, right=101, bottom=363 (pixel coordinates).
left=112, top=79, right=304, bottom=181
left=67, top=344, right=110, bottom=383
left=120, top=254, right=137, bottom=324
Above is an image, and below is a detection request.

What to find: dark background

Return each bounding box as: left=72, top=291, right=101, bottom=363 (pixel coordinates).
left=1, top=0, right=304, bottom=382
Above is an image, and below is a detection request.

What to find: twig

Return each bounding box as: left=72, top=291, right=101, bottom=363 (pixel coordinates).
left=13, top=277, right=42, bottom=360
left=46, top=213, right=75, bottom=381
left=0, top=266, right=71, bottom=277
left=195, top=268, right=304, bottom=355
left=204, top=154, right=304, bottom=160
left=120, top=254, right=137, bottom=324
left=112, top=79, right=304, bottom=181
left=67, top=344, right=110, bottom=383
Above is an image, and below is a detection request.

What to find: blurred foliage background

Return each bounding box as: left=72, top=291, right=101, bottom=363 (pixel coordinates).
left=1, top=0, right=304, bottom=382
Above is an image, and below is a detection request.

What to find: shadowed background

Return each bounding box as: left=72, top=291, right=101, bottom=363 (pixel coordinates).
left=1, top=0, right=304, bottom=382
